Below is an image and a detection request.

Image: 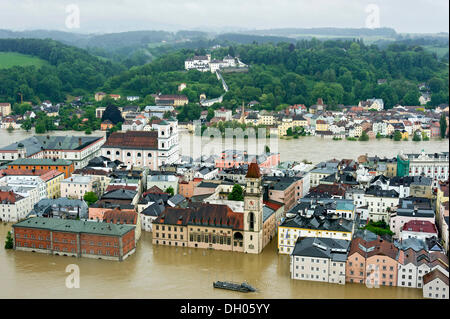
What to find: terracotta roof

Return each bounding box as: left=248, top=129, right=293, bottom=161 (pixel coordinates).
left=103, top=208, right=137, bottom=225
left=39, top=170, right=65, bottom=181
left=144, top=185, right=165, bottom=195
left=0, top=191, right=24, bottom=204
left=246, top=161, right=261, bottom=178
left=188, top=203, right=244, bottom=230
left=402, top=220, right=437, bottom=234
left=103, top=131, right=158, bottom=150
left=0, top=168, right=63, bottom=179
left=156, top=95, right=188, bottom=100
left=423, top=268, right=449, bottom=286
left=264, top=200, right=283, bottom=211
left=349, top=237, right=398, bottom=261
left=154, top=203, right=244, bottom=230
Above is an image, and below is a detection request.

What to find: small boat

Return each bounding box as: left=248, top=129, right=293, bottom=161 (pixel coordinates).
left=213, top=281, right=256, bottom=293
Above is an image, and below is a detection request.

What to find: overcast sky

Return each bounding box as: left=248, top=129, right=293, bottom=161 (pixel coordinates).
left=0, top=0, right=448, bottom=34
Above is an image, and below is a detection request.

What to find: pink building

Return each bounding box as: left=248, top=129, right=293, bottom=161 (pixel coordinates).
left=347, top=237, right=399, bottom=286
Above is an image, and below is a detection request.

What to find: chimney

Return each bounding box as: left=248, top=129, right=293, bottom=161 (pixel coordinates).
left=78, top=137, right=82, bottom=146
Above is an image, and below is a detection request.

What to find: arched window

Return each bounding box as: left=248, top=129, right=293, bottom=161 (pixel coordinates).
left=148, top=153, right=152, bottom=158
left=127, top=152, right=131, bottom=157
left=106, top=151, right=111, bottom=155
left=137, top=152, right=141, bottom=157
left=116, top=151, right=120, bottom=155
left=248, top=213, right=255, bottom=231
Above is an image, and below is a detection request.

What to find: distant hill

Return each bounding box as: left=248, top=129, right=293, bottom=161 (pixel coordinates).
left=215, top=33, right=296, bottom=44
left=243, top=27, right=399, bottom=38
left=0, top=29, right=209, bottom=51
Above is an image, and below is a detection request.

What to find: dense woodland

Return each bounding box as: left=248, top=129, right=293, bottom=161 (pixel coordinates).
left=0, top=37, right=448, bottom=117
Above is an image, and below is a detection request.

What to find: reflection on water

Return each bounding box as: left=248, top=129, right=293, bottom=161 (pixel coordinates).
left=0, top=224, right=423, bottom=299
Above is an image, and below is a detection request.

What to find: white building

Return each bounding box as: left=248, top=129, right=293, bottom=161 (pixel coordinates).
left=423, top=269, right=449, bottom=299
left=290, top=237, right=350, bottom=285
left=0, top=135, right=105, bottom=169
left=0, top=191, right=33, bottom=222
left=400, top=220, right=438, bottom=242
left=60, top=175, right=101, bottom=200
left=365, top=186, right=399, bottom=222
left=404, top=151, right=449, bottom=187
left=101, top=118, right=179, bottom=169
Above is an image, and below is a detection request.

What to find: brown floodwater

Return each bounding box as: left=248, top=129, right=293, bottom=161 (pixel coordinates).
left=0, top=128, right=443, bottom=298
left=0, top=223, right=423, bottom=299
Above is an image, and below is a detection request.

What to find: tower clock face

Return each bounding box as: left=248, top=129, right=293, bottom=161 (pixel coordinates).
left=248, top=199, right=257, bottom=210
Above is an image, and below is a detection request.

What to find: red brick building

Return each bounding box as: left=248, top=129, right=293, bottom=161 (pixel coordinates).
left=13, top=217, right=135, bottom=261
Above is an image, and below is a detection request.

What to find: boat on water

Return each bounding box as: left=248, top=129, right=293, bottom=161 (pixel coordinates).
left=213, top=281, right=256, bottom=293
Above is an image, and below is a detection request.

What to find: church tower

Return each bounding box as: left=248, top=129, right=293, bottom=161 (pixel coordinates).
left=243, top=161, right=264, bottom=254
left=239, top=102, right=246, bottom=124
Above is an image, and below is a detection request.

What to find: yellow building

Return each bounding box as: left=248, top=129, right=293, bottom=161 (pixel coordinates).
left=95, top=92, right=107, bottom=102
left=258, top=111, right=274, bottom=126
left=277, top=118, right=293, bottom=136
left=400, top=130, right=409, bottom=139
left=292, top=116, right=308, bottom=128
left=315, top=120, right=328, bottom=132
left=0, top=103, right=12, bottom=116
left=436, top=181, right=449, bottom=221
left=386, top=123, right=395, bottom=135
left=40, top=170, right=65, bottom=199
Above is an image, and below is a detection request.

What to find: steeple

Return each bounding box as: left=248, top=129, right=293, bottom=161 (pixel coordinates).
left=240, top=102, right=245, bottom=124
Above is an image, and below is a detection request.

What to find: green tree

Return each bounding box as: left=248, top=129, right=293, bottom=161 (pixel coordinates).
left=376, top=132, right=382, bottom=139
left=228, top=184, right=244, bottom=201
left=206, top=108, right=215, bottom=122
left=101, top=105, right=124, bottom=125
left=35, top=120, right=47, bottom=134
left=6, top=126, right=14, bottom=133
left=393, top=131, right=403, bottom=141
left=83, top=192, right=98, bottom=205
left=412, top=132, right=421, bottom=141
left=363, top=220, right=394, bottom=236
left=165, top=186, right=175, bottom=197
left=4, top=231, right=13, bottom=249
left=359, top=131, right=369, bottom=141
left=21, top=119, right=32, bottom=132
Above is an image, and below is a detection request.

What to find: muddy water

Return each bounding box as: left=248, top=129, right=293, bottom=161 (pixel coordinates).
left=0, top=128, right=436, bottom=298
left=179, top=131, right=449, bottom=164
left=0, top=128, right=448, bottom=165
left=0, top=224, right=422, bottom=299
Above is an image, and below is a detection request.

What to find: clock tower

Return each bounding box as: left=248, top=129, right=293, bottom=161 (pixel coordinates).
left=243, top=161, right=264, bottom=254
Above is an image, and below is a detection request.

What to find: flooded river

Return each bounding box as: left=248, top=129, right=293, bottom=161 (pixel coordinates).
left=0, top=224, right=423, bottom=299
left=1, top=128, right=448, bottom=165
left=0, top=128, right=444, bottom=298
